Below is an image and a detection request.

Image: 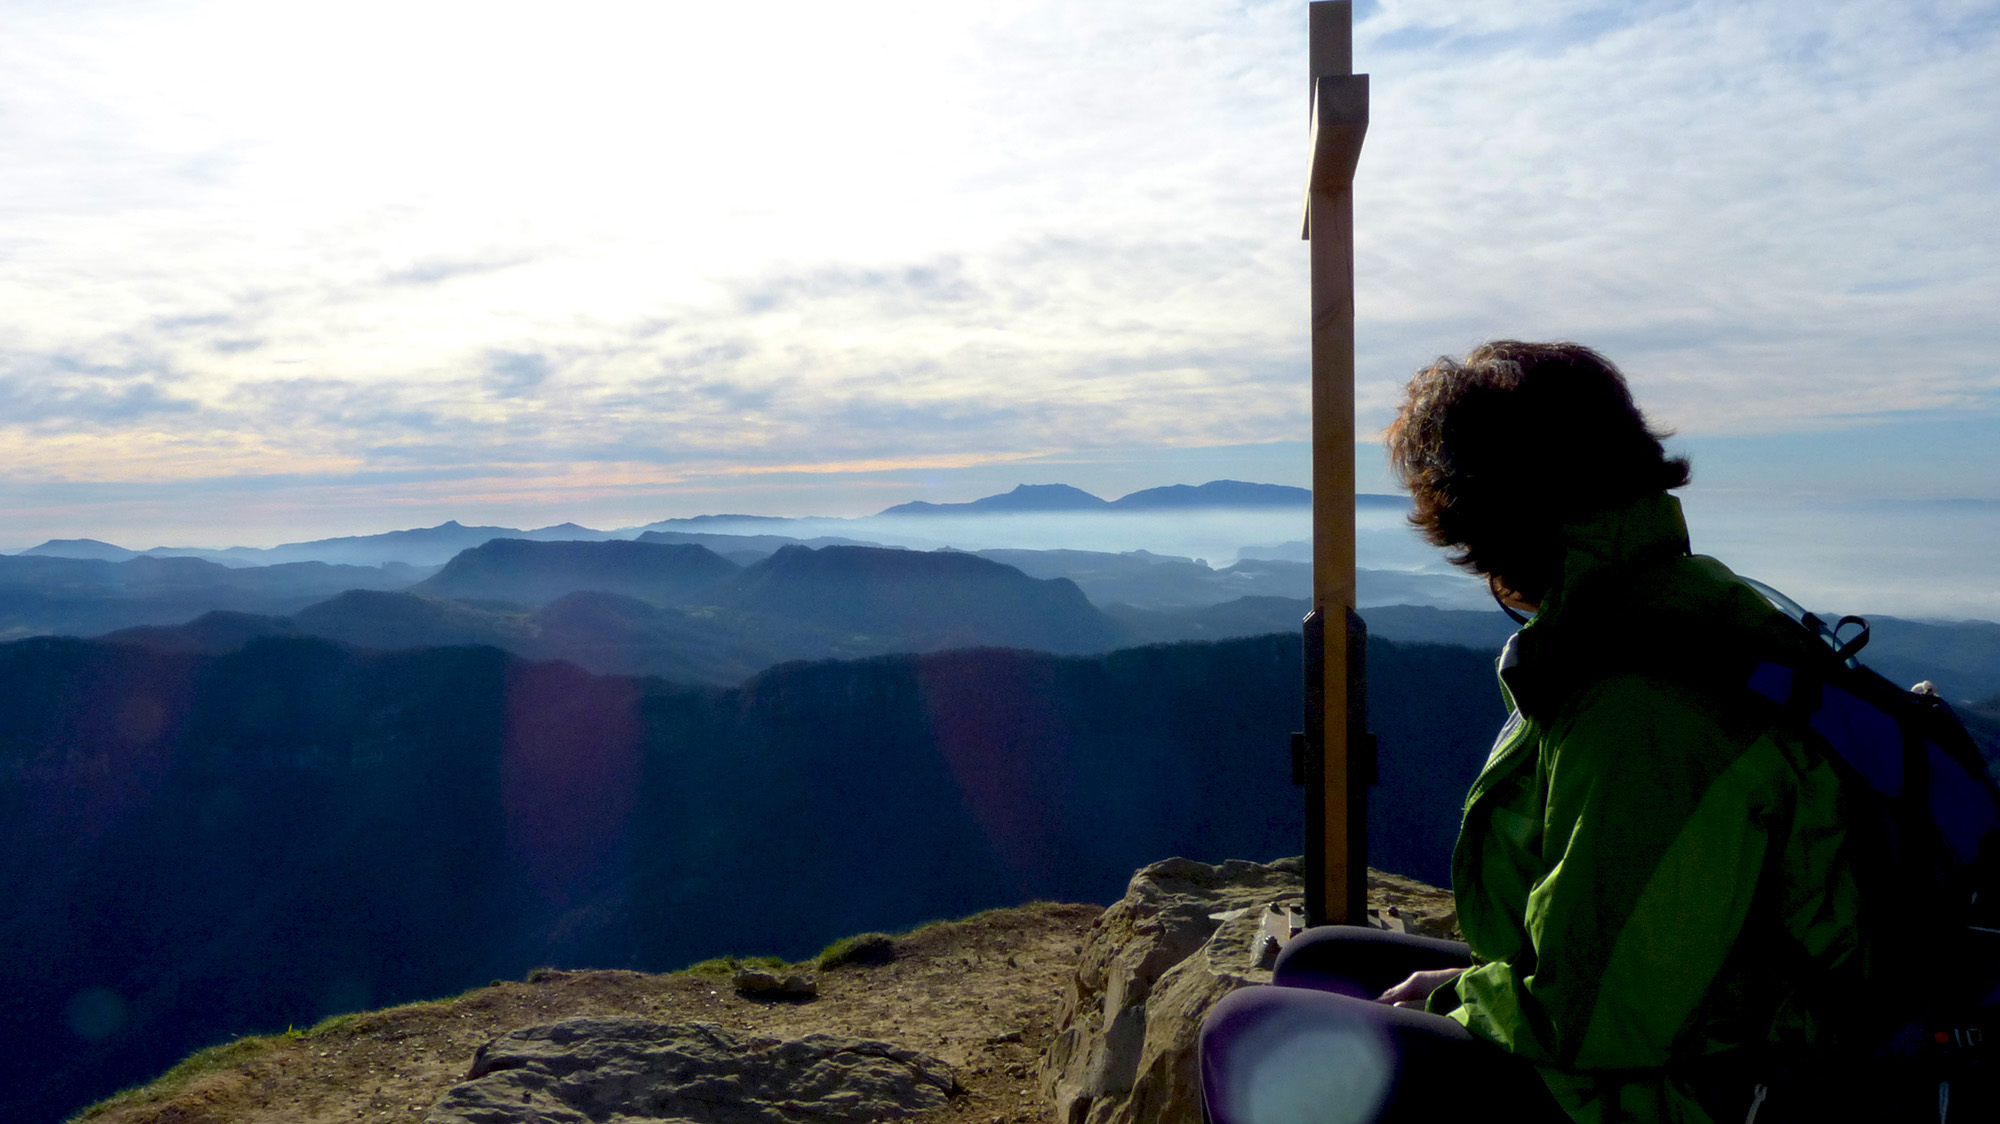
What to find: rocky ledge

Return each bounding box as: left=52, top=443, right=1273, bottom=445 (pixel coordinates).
left=76, top=862, right=1452, bottom=1124
left=1039, top=857, right=1456, bottom=1124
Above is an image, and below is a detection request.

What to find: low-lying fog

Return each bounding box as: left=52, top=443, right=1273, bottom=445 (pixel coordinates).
left=1678, top=494, right=2000, bottom=624
left=697, top=507, right=1491, bottom=613
left=771, top=509, right=1326, bottom=565
left=747, top=498, right=2000, bottom=624
left=13, top=493, right=1994, bottom=623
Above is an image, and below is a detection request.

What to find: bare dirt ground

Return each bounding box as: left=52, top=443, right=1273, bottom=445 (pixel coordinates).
left=75, top=901, right=1103, bottom=1124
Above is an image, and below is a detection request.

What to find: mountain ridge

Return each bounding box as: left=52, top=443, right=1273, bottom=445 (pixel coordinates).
left=875, top=479, right=1322, bottom=517
left=413, top=539, right=740, bottom=608
left=11, top=479, right=1338, bottom=567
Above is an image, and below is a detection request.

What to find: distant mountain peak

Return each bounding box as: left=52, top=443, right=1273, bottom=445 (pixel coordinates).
left=877, top=484, right=1110, bottom=517
left=1111, top=481, right=1310, bottom=510
left=19, top=537, right=140, bottom=561
left=995, top=482, right=1105, bottom=501
left=638, top=513, right=795, bottom=530
left=875, top=480, right=1312, bottom=517
left=413, top=538, right=739, bottom=609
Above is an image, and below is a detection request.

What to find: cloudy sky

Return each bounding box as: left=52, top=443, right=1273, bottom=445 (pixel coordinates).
left=2, top=0, right=1996, bottom=547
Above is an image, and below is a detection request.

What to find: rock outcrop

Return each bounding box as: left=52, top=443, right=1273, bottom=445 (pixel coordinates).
left=1040, top=857, right=1457, bottom=1124
left=733, top=966, right=820, bottom=999
left=424, top=1017, right=957, bottom=1124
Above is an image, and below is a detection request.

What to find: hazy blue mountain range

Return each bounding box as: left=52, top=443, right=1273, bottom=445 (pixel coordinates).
left=10, top=481, right=1333, bottom=569
left=0, top=630, right=1503, bottom=1124
left=0, top=531, right=1445, bottom=676
left=633, top=528, right=893, bottom=562
left=104, top=544, right=1133, bottom=682
left=0, top=553, right=428, bottom=642
left=9, top=490, right=2000, bottom=700
left=15, top=520, right=629, bottom=569
left=86, top=538, right=1489, bottom=687
left=18, top=531, right=2000, bottom=704
left=640, top=513, right=797, bottom=528
left=15, top=518, right=867, bottom=570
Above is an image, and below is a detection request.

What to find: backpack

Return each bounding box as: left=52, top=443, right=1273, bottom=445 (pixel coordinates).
left=1733, top=577, right=2000, bottom=1119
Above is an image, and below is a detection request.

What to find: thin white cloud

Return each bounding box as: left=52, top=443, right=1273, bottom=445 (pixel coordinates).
left=1352, top=0, right=2000, bottom=434
left=0, top=0, right=1995, bottom=540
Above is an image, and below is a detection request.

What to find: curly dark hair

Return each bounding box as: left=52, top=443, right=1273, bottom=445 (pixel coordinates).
left=1384, top=340, right=1691, bottom=605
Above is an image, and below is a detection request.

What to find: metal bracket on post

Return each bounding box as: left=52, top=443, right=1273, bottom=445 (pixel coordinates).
left=1345, top=608, right=1374, bottom=924
left=1297, top=609, right=1327, bottom=926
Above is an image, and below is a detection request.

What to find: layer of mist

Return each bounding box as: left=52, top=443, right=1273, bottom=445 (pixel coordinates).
left=1680, top=493, right=2000, bottom=623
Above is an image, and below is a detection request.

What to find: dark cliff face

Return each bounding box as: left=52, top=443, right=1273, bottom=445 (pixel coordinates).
left=0, top=638, right=525, bottom=1124
left=0, top=631, right=1500, bottom=1124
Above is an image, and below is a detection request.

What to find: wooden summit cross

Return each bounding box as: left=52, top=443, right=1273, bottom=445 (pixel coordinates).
left=1300, top=1, right=1370, bottom=927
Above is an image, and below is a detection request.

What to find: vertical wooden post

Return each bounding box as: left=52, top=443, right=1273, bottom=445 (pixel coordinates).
left=1303, top=1, right=1369, bottom=926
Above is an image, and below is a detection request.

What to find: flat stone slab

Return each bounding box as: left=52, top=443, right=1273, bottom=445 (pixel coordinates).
left=425, top=1016, right=958, bottom=1124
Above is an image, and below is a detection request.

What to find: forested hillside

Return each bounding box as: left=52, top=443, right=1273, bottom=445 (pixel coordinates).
left=0, top=631, right=1499, bottom=1124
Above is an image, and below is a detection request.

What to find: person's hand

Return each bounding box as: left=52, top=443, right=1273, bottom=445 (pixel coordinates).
left=1375, top=967, right=1464, bottom=1010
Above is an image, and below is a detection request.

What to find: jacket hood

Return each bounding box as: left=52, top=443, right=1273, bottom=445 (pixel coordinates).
left=1536, top=491, right=1692, bottom=623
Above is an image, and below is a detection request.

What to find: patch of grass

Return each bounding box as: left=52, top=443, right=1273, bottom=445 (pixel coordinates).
left=69, top=978, right=529, bottom=1121
left=894, top=901, right=1067, bottom=941
left=674, top=901, right=1084, bottom=984
left=678, top=954, right=790, bottom=979
left=805, top=902, right=1069, bottom=971
left=70, top=1034, right=284, bottom=1121
left=305, top=1010, right=365, bottom=1037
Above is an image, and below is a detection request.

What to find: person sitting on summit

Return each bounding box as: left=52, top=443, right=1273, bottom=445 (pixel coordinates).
left=1200, top=341, right=1865, bottom=1124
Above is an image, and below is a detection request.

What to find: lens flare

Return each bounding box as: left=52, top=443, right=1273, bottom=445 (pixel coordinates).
left=1229, top=1009, right=1393, bottom=1124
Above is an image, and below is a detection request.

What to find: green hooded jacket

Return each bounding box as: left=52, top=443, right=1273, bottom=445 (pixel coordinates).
left=1426, top=492, right=1864, bottom=1124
